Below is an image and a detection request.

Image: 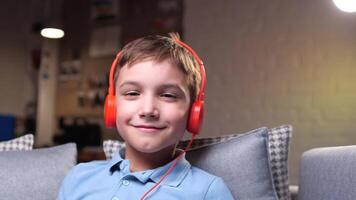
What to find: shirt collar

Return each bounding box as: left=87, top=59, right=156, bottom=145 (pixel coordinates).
left=108, top=148, right=191, bottom=187
left=108, top=148, right=126, bottom=174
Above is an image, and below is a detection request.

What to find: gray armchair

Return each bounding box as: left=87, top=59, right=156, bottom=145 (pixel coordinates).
left=292, top=145, right=356, bottom=200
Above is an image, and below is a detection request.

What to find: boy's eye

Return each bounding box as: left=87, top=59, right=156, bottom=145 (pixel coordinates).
left=125, top=91, right=140, bottom=96
left=160, top=93, right=177, bottom=99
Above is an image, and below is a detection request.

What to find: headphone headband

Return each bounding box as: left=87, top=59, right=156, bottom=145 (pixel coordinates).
left=108, top=52, right=122, bottom=96
left=173, top=39, right=206, bottom=101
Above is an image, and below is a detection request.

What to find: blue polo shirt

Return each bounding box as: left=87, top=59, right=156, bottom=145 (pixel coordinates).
left=57, top=149, right=234, bottom=200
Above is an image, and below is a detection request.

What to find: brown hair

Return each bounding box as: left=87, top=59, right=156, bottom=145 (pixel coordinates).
left=114, top=33, right=202, bottom=101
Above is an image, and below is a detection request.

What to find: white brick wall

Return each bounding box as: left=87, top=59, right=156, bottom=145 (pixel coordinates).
left=185, top=0, right=356, bottom=184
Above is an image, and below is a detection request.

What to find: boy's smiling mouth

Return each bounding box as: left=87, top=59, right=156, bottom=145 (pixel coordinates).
left=131, top=124, right=167, bottom=133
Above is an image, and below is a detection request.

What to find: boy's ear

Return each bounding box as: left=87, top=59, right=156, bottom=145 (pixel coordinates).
left=186, top=100, right=204, bottom=135
left=104, top=94, right=117, bottom=128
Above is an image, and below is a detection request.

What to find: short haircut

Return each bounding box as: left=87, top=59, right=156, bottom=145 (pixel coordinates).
left=114, top=33, right=202, bottom=102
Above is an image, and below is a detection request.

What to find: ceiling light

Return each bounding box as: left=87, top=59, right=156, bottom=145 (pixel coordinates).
left=333, top=0, right=356, bottom=13
left=40, top=27, right=65, bottom=39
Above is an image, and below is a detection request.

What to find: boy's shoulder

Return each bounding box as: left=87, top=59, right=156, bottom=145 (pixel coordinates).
left=189, top=165, right=218, bottom=181
left=66, top=160, right=112, bottom=180
left=182, top=165, right=234, bottom=199
left=74, top=159, right=110, bottom=170
left=183, top=164, right=224, bottom=185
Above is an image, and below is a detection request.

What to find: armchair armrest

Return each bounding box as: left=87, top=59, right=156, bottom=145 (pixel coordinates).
left=297, top=145, right=356, bottom=200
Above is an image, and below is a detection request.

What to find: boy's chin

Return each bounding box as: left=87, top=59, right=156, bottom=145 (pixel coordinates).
left=131, top=143, right=176, bottom=154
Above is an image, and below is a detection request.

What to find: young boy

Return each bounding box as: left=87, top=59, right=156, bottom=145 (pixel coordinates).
left=58, top=34, right=234, bottom=200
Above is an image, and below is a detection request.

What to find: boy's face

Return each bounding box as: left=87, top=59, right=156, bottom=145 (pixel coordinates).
left=115, top=59, right=191, bottom=154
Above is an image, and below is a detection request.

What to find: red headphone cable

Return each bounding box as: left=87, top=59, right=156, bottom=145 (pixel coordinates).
left=140, top=133, right=197, bottom=200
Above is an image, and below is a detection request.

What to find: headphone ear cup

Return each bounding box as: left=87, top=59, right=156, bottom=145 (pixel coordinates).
left=104, top=94, right=117, bottom=128
left=187, top=101, right=204, bottom=135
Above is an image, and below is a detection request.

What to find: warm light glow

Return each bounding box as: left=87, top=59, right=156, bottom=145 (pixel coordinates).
left=333, top=0, right=356, bottom=12
left=40, top=28, right=65, bottom=39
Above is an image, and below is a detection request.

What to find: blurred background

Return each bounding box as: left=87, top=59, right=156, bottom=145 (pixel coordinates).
left=1, top=0, right=356, bottom=185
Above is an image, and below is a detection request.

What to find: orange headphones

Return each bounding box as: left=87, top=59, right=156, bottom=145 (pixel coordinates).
left=104, top=37, right=206, bottom=135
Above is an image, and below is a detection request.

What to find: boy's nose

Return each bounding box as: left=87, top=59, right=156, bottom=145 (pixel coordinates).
left=138, top=98, right=159, bottom=120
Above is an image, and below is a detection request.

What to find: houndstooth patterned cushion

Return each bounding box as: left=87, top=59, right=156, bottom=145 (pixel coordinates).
left=103, top=139, right=126, bottom=160
left=103, top=125, right=292, bottom=200
left=268, top=125, right=292, bottom=200
left=0, top=134, right=34, bottom=151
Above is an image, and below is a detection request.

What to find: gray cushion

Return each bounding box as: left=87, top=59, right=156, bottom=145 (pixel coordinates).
left=180, top=125, right=292, bottom=200
left=0, top=143, right=77, bottom=200
left=298, top=145, right=356, bottom=200
left=186, top=127, right=278, bottom=200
